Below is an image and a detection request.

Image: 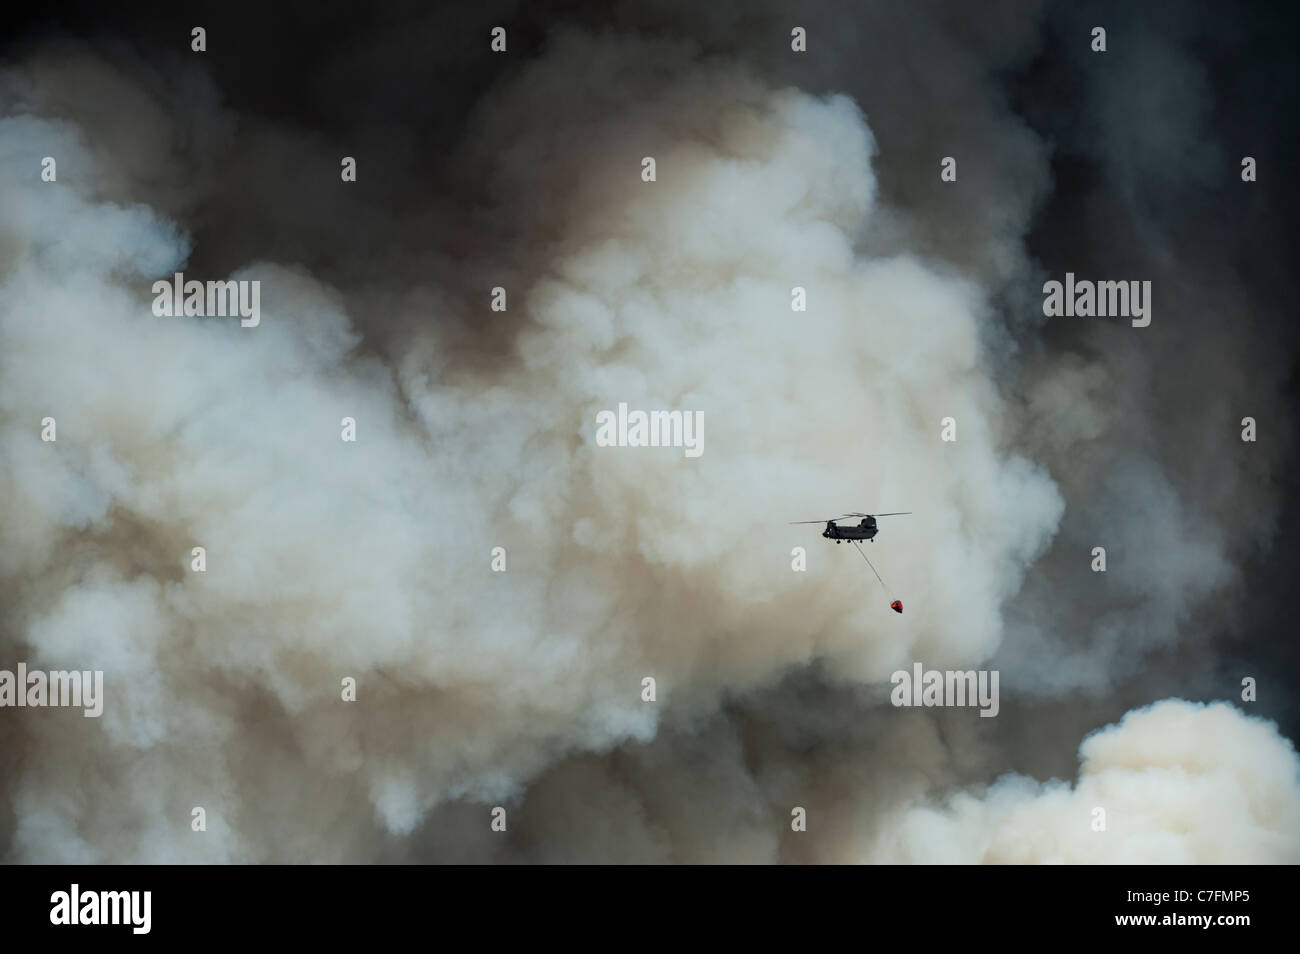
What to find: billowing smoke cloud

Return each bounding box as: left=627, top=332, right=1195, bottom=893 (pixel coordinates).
left=875, top=701, right=1300, bottom=863
left=1, top=1, right=1296, bottom=862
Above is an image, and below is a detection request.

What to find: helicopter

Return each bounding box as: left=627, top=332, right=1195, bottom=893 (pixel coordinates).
left=791, top=512, right=912, bottom=613
left=789, top=512, right=911, bottom=543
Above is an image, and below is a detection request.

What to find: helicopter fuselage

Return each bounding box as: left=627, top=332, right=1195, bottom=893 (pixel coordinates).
left=824, top=519, right=878, bottom=542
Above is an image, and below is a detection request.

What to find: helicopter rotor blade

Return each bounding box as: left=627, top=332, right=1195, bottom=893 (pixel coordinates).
left=872, top=512, right=912, bottom=517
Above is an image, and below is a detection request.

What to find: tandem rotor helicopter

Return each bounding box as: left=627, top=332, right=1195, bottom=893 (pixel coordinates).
left=790, top=512, right=911, bottom=613
left=789, top=512, right=911, bottom=544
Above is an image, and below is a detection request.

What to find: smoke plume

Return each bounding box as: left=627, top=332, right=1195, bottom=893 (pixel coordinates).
left=1, top=0, right=1296, bottom=862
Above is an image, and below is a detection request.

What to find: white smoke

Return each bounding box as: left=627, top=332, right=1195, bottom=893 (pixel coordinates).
left=0, top=24, right=1294, bottom=863
left=873, top=701, right=1300, bottom=863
